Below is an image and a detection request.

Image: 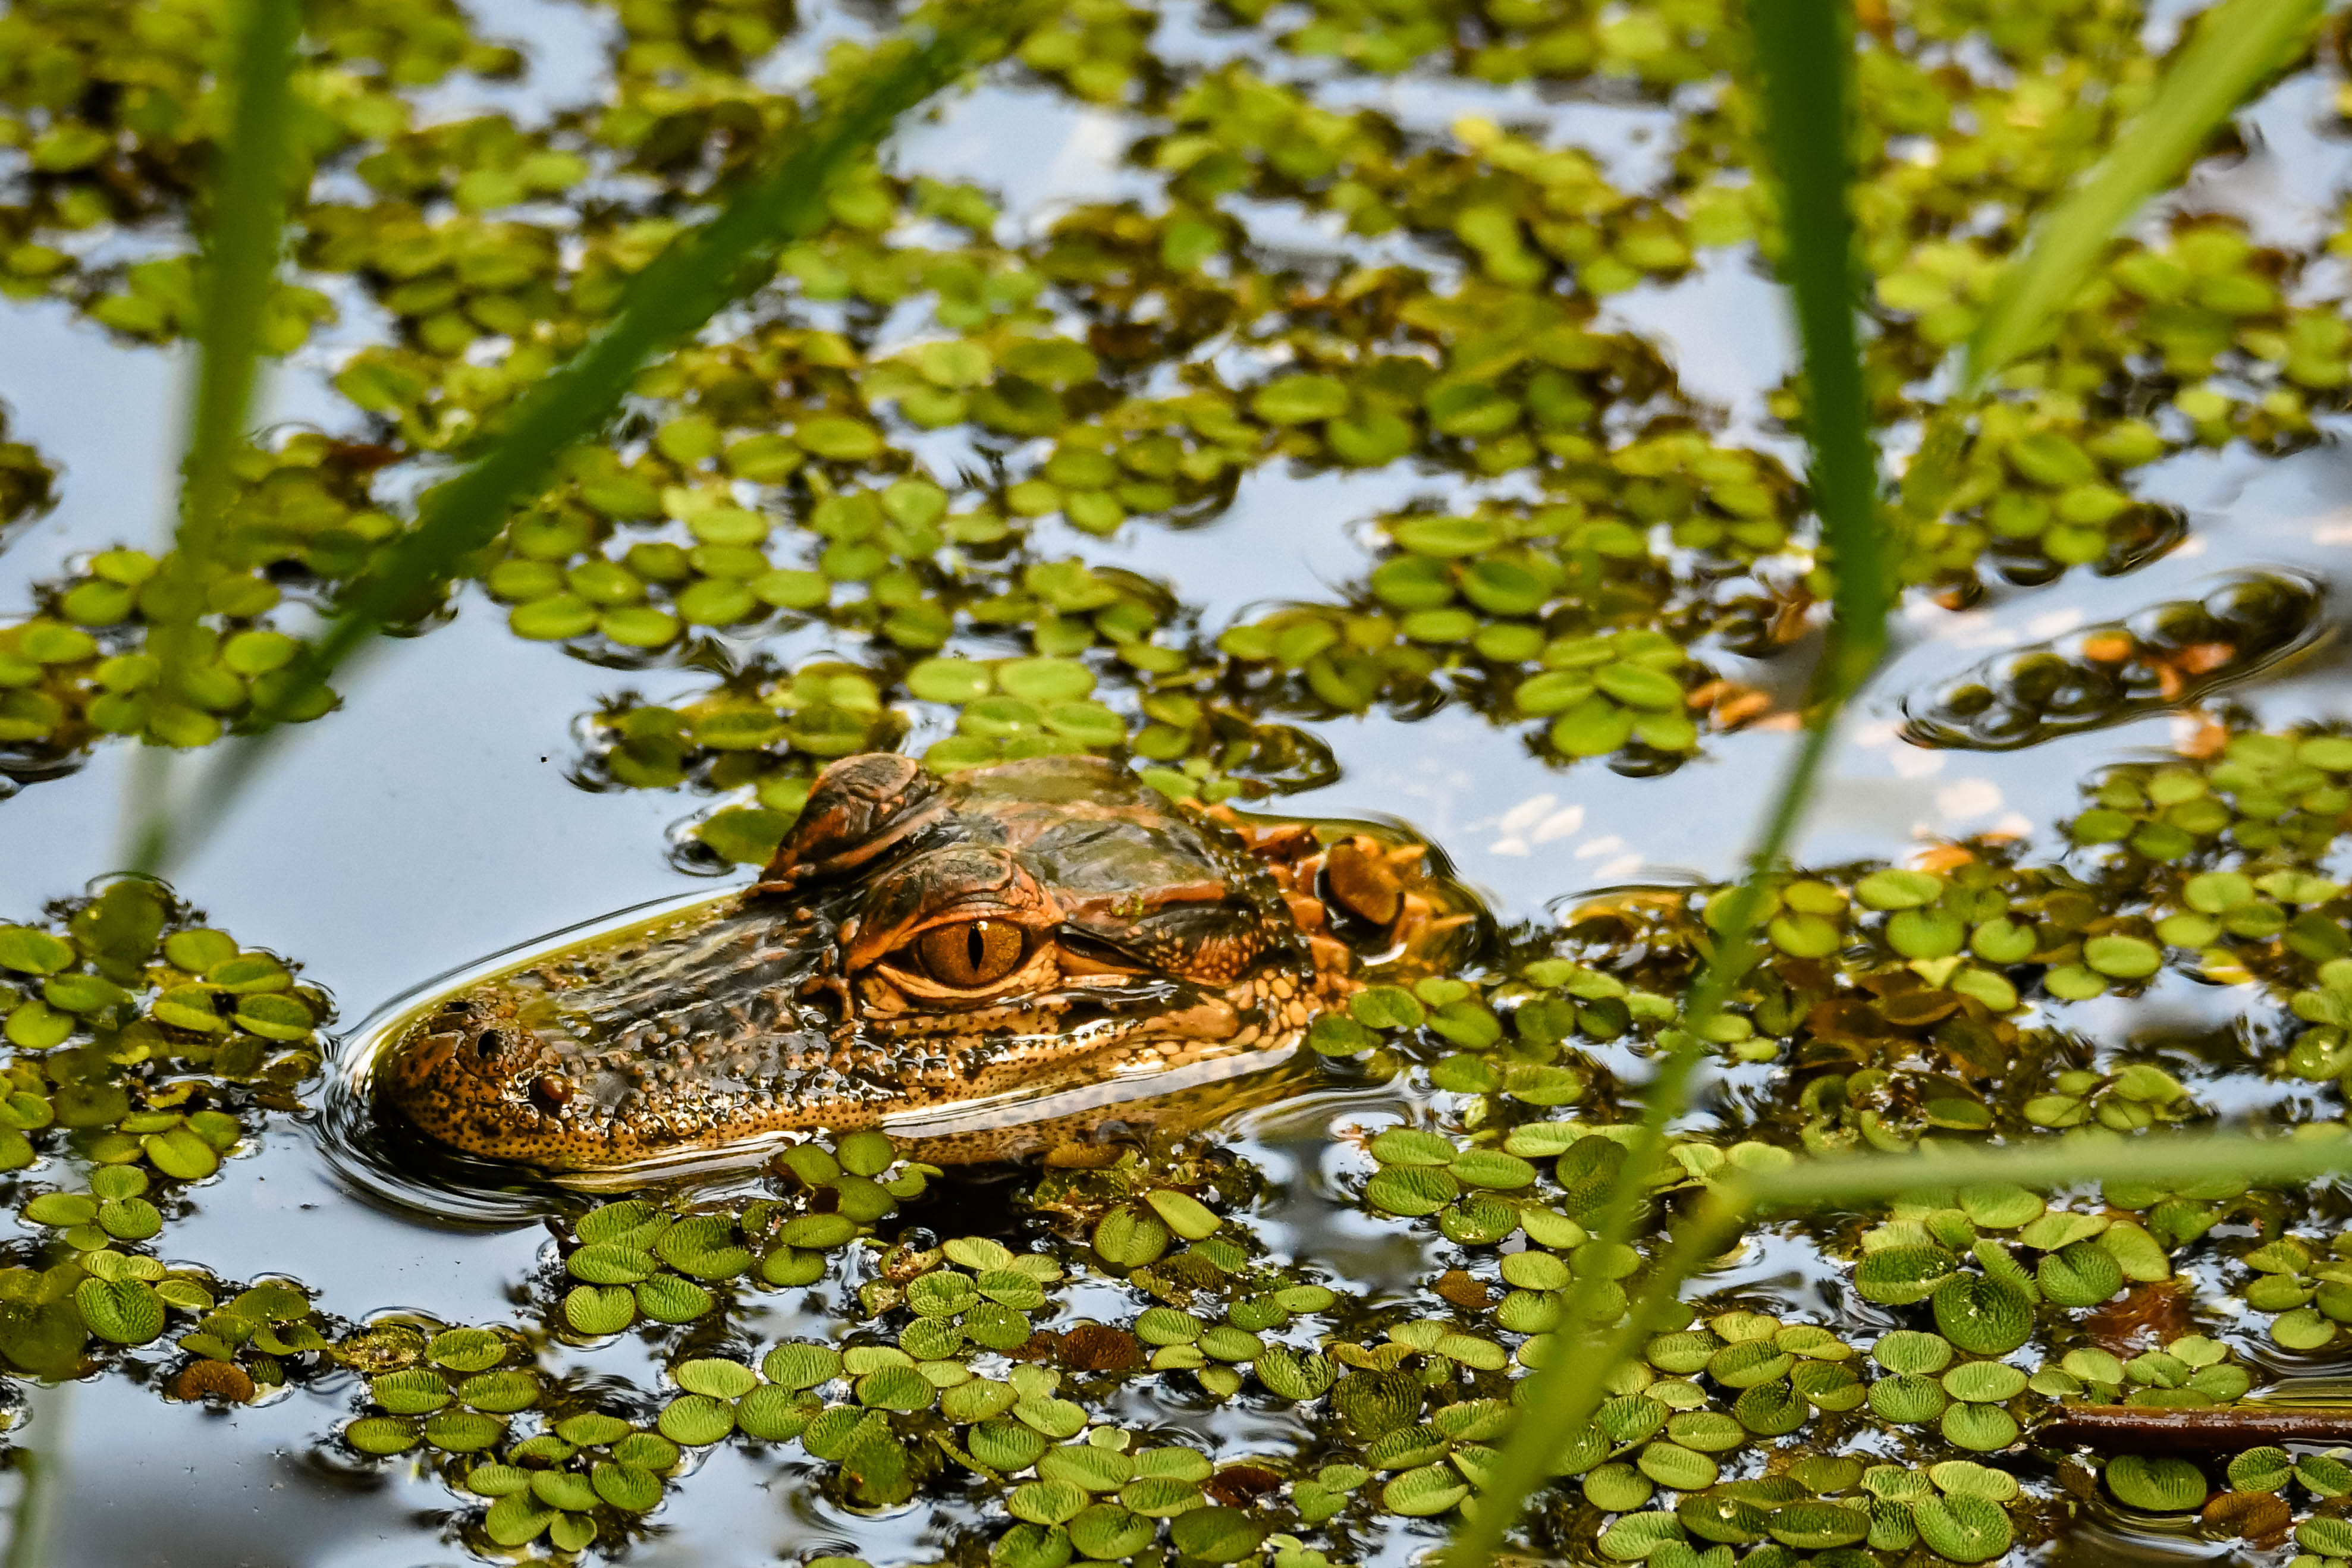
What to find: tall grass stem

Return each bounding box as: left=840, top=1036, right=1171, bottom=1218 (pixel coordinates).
left=125, top=0, right=302, bottom=871
left=1442, top=2, right=1893, bottom=1557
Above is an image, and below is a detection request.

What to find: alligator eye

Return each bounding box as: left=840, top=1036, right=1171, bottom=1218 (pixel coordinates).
left=914, top=920, right=1025, bottom=988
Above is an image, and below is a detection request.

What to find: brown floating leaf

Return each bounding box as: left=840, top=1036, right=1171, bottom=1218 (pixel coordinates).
left=1007, top=1330, right=1063, bottom=1362
left=1805, top=999, right=1888, bottom=1048
left=1935, top=1017, right=2011, bottom=1077
left=1877, top=990, right=1961, bottom=1029
left=1205, top=1466, right=1282, bottom=1506
left=2204, top=1490, right=2292, bottom=1544
left=2082, top=1282, right=2194, bottom=1352
left=1435, top=1270, right=1491, bottom=1309
left=1059, top=1324, right=1142, bottom=1372
left=173, top=1359, right=256, bottom=1403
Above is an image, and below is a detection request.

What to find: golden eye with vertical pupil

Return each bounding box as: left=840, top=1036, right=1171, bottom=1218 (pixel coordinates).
left=913, top=920, right=1026, bottom=987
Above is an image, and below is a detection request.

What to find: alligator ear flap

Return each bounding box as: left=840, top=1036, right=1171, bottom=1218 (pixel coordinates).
left=755, top=753, right=947, bottom=891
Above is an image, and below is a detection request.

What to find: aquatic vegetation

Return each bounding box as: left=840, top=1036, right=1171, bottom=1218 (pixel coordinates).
left=0, top=436, right=381, bottom=785
left=3, top=0, right=2344, bottom=807
left=0, top=407, right=54, bottom=552
left=1213, top=505, right=1732, bottom=771
left=4, top=726, right=2352, bottom=1562
left=0, top=879, right=321, bottom=1378
left=585, top=505, right=2323, bottom=832
left=0, top=0, right=520, bottom=303
left=8, top=0, right=2352, bottom=1557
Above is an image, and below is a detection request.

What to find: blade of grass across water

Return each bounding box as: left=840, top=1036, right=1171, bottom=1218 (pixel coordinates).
left=1443, top=3, right=1893, bottom=1561
left=123, top=0, right=303, bottom=859
left=1961, top=0, right=2324, bottom=393
left=1897, top=1, right=2318, bottom=639
left=1545, top=1129, right=2352, bottom=1492
left=2, top=1384, right=68, bottom=1568
left=1735, top=1130, right=2352, bottom=1210
left=1649, top=1133, right=2352, bottom=1342
left=128, top=0, right=1040, bottom=874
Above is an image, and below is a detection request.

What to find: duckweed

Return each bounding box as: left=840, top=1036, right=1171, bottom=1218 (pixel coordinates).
left=8, top=0, right=2348, bottom=821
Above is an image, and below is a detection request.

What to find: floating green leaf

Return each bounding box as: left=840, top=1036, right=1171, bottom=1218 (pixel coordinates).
left=2107, top=1455, right=2208, bottom=1512
left=656, top=1394, right=736, bottom=1446
left=74, top=1277, right=164, bottom=1344
left=675, top=1358, right=759, bottom=1399
left=1932, top=1274, right=2034, bottom=1355
left=1911, top=1494, right=2012, bottom=1563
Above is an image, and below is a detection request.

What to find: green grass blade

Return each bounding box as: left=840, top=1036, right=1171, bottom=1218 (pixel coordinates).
left=1736, top=1131, right=2352, bottom=1210
left=1484, top=1129, right=2352, bottom=1495
left=1962, top=0, right=2323, bottom=393
left=129, top=0, right=1040, bottom=873
left=313, top=3, right=1032, bottom=667
left=124, top=0, right=302, bottom=855
left=174, top=0, right=302, bottom=572
left=3, top=1385, right=70, bottom=1568
left=1437, top=714, right=1846, bottom=1568
left=1442, top=7, right=1895, bottom=1561
left=1751, top=0, right=1888, bottom=701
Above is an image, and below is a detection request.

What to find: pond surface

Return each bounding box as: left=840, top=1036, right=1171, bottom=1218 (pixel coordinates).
left=5, top=0, right=2352, bottom=1564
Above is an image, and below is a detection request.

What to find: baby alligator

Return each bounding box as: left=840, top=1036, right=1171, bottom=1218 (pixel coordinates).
left=373, top=753, right=1468, bottom=1173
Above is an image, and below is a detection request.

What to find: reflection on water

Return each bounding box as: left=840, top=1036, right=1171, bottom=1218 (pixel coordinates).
left=1902, top=572, right=2329, bottom=752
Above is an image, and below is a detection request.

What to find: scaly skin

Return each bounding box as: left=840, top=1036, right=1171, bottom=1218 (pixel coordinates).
left=376, top=753, right=1441, bottom=1171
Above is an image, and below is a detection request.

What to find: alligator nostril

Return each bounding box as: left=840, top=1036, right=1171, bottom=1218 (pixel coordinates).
left=475, top=1029, right=505, bottom=1060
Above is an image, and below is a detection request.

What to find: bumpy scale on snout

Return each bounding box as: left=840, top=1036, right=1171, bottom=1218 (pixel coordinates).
left=379, top=753, right=1421, bottom=1171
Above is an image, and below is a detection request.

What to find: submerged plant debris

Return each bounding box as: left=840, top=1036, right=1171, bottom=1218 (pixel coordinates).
left=6, top=0, right=2352, bottom=1563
